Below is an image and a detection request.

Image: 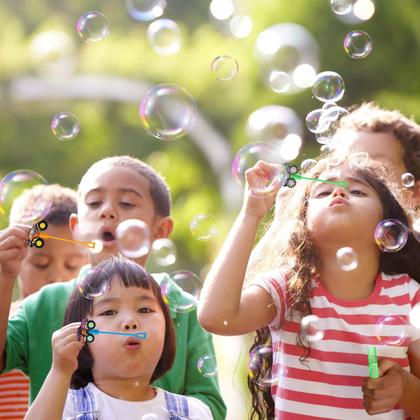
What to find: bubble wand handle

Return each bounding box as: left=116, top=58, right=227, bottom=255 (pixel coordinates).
left=368, top=346, right=379, bottom=378
left=290, top=174, right=348, bottom=189
left=38, top=233, right=96, bottom=249
left=89, top=329, right=147, bottom=339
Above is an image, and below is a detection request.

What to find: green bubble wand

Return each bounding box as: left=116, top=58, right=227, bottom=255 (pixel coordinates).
left=368, top=346, right=379, bottom=378
left=290, top=173, right=348, bottom=189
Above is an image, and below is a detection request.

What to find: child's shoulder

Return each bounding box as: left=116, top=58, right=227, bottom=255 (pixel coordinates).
left=380, top=272, right=420, bottom=299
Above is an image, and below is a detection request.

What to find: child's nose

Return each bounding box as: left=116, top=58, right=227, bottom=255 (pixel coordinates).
left=123, top=318, right=138, bottom=330
left=99, top=203, right=117, bottom=220
left=332, top=187, right=347, bottom=198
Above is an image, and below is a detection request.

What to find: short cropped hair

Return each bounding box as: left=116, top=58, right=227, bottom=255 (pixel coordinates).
left=338, top=102, right=420, bottom=180
left=9, top=183, right=77, bottom=225
left=78, top=156, right=171, bottom=217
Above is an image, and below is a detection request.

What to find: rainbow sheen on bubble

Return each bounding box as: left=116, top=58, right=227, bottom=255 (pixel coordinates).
left=375, top=315, right=408, bottom=346
left=116, top=219, right=151, bottom=258
left=51, top=112, right=80, bottom=141
left=336, top=247, right=358, bottom=271
left=344, top=30, right=372, bottom=59
left=77, top=11, right=110, bottom=43
left=76, top=266, right=110, bottom=299
left=147, top=18, right=181, bottom=55
left=211, top=55, right=239, bottom=82
left=305, top=109, right=324, bottom=133
left=197, top=354, right=218, bottom=377
left=301, top=315, right=324, bottom=342
left=190, top=214, right=218, bottom=241
left=312, top=71, right=345, bottom=102
left=140, top=84, right=196, bottom=141
left=0, top=170, right=50, bottom=223
left=374, top=219, right=408, bottom=252
left=125, top=0, right=166, bottom=22
left=248, top=345, right=277, bottom=388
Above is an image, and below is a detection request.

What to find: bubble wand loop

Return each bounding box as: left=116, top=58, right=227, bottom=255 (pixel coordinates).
left=38, top=232, right=96, bottom=249
left=290, top=173, right=348, bottom=189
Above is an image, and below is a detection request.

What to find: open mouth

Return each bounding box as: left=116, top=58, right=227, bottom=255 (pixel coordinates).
left=101, top=231, right=115, bottom=242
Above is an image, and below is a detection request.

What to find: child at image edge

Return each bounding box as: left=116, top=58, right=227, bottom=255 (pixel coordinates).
left=198, top=152, right=420, bottom=419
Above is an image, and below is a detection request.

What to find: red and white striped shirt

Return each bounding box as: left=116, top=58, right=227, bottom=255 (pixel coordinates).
left=0, top=370, right=29, bottom=419
left=256, top=271, right=420, bottom=419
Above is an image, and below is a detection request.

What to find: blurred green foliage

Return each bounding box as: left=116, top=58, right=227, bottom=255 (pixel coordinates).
left=1, top=0, right=420, bottom=278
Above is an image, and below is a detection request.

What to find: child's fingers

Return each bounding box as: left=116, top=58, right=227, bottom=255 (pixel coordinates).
left=0, top=235, right=27, bottom=252
left=0, top=226, right=31, bottom=242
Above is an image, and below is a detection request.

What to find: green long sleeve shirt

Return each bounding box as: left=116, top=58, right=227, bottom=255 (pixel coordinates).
left=2, top=267, right=226, bottom=419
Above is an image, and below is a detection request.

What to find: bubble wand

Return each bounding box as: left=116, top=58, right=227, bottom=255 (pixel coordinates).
left=290, top=173, right=348, bottom=189
left=38, top=232, right=96, bottom=249
left=367, top=346, right=379, bottom=378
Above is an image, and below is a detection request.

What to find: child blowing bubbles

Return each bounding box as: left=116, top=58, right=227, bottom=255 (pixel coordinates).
left=198, top=153, right=420, bottom=419
left=25, top=256, right=213, bottom=420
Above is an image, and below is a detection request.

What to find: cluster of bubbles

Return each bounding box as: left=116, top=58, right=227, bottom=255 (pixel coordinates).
left=190, top=214, right=218, bottom=241
left=0, top=170, right=51, bottom=223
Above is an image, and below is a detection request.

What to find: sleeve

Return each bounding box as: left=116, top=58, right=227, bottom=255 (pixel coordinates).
left=1, top=301, right=30, bottom=375
left=250, top=269, right=287, bottom=329
left=183, top=308, right=226, bottom=420
left=61, top=390, right=75, bottom=420
left=187, top=395, right=214, bottom=420
left=408, top=278, right=420, bottom=342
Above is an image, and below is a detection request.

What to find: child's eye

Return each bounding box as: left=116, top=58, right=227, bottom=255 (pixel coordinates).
left=138, top=307, right=152, bottom=313
left=33, top=263, right=49, bottom=269
left=315, top=190, right=331, bottom=197
left=350, top=189, right=366, bottom=196
left=99, top=309, right=116, bottom=316
left=86, top=201, right=101, bottom=207
left=120, top=202, right=134, bottom=208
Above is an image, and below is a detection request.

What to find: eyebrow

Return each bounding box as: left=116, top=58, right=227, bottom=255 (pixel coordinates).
left=85, top=187, right=144, bottom=199
left=94, top=295, right=157, bottom=307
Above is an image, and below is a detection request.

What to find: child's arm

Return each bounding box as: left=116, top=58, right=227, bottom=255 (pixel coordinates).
left=0, top=225, right=30, bottom=371
left=198, top=161, right=279, bottom=336
left=24, top=322, right=84, bottom=420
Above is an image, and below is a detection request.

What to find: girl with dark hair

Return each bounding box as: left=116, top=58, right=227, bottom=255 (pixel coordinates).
left=198, top=152, right=420, bottom=419
left=25, top=256, right=213, bottom=420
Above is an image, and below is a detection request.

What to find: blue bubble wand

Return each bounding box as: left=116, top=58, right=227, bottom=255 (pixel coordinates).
left=89, top=329, right=147, bottom=339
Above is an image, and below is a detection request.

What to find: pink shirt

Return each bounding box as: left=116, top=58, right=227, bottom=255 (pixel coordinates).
left=256, top=271, right=420, bottom=419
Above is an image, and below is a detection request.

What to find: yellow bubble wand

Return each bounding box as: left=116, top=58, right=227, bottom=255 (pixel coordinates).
left=38, top=232, right=96, bottom=249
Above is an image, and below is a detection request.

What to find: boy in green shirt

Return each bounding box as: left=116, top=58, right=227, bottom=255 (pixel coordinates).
left=0, top=156, right=226, bottom=419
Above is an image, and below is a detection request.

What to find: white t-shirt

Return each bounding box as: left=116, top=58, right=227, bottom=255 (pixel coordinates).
left=62, top=382, right=213, bottom=420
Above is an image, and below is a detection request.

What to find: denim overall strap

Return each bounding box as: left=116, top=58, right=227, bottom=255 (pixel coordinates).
left=163, top=390, right=190, bottom=419
left=70, top=386, right=97, bottom=419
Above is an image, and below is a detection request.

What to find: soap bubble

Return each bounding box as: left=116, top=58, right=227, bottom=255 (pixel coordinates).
left=88, top=239, right=104, bottom=255
left=197, top=354, right=218, bottom=377
left=248, top=345, right=277, bottom=388
left=161, top=270, right=201, bottom=313
left=151, top=238, right=176, bottom=266
left=375, top=315, right=408, bottom=346
left=413, top=218, right=420, bottom=242
left=269, top=70, right=290, bottom=93
left=374, top=219, right=408, bottom=252
left=0, top=170, right=50, bottom=223
left=409, top=306, right=420, bottom=329
left=300, top=159, right=317, bottom=172
left=76, top=266, right=110, bottom=299
left=330, top=0, right=353, bottom=15
left=312, top=71, right=345, bottom=102
left=140, top=84, right=196, bottom=141
left=51, top=112, right=80, bottom=141
left=229, top=15, right=253, bottom=38
left=401, top=172, right=415, bottom=188
left=77, top=11, right=110, bottom=43
left=336, top=247, right=358, bottom=271
left=190, top=214, right=218, bottom=241
left=344, top=30, right=372, bottom=59
left=301, top=315, right=324, bottom=342
left=211, top=55, right=239, bottom=82
left=116, top=219, right=151, bottom=258
left=306, top=109, right=324, bottom=133
left=147, top=18, right=181, bottom=55
left=125, top=0, right=166, bottom=22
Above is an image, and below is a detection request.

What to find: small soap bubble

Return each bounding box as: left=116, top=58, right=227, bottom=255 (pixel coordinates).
left=76, top=266, right=110, bottom=299
left=375, top=315, right=408, bottom=346
left=147, top=18, right=181, bottom=55
left=312, top=71, right=345, bottom=103
left=229, top=14, right=253, bottom=38
left=116, top=219, right=151, bottom=258
left=51, top=112, right=80, bottom=141
left=88, top=239, right=104, bottom=254
left=344, top=30, right=372, bottom=59
left=140, top=84, right=196, bottom=141
left=374, top=219, right=408, bottom=252
left=401, top=172, right=415, bottom=188
left=330, top=0, right=353, bottom=15
left=211, top=55, right=239, bottom=82
left=190, top=214, right=218, bottom=241
left=409, top=306, right=420, bottom=329
left=0, top=170, right=50, bottom=223
left=336, top=247, right=358, bottom=271
left=305, top=109, right=324, bottom=133
left=197, top=354, right=218, bottom=377
left=151, top=238, right=177, bottom=266
left=248, top=345, right=277, bottom=388
left=161, top=270, right=201, bottom=313
left=269, top=70, right=290, bottom=93
left=300, top=159, right=317, bottom=172
left=301, top=315, right=324, bottom=342
left=77, top=11, right=109, bottom=43
left=125, top=0, right=166, bottom=22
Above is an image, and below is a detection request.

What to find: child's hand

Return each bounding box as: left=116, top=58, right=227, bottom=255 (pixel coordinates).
left=362, top=359, right=405, bottom=415
left=0, top=225, right=30, bottom=282
left=51, top=322, right=85, bottom=376
left=242, top=161, right=283, bottom=220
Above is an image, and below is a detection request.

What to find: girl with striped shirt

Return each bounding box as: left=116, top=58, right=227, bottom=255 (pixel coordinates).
left=199, top=152, right=420, bottom=419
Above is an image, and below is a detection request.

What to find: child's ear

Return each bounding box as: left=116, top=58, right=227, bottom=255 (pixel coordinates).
left=153, top=216, right=174, bottom=240
left=412, top=180, right=420, bottom=209
left=69, top=213, right=79, bottom=234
